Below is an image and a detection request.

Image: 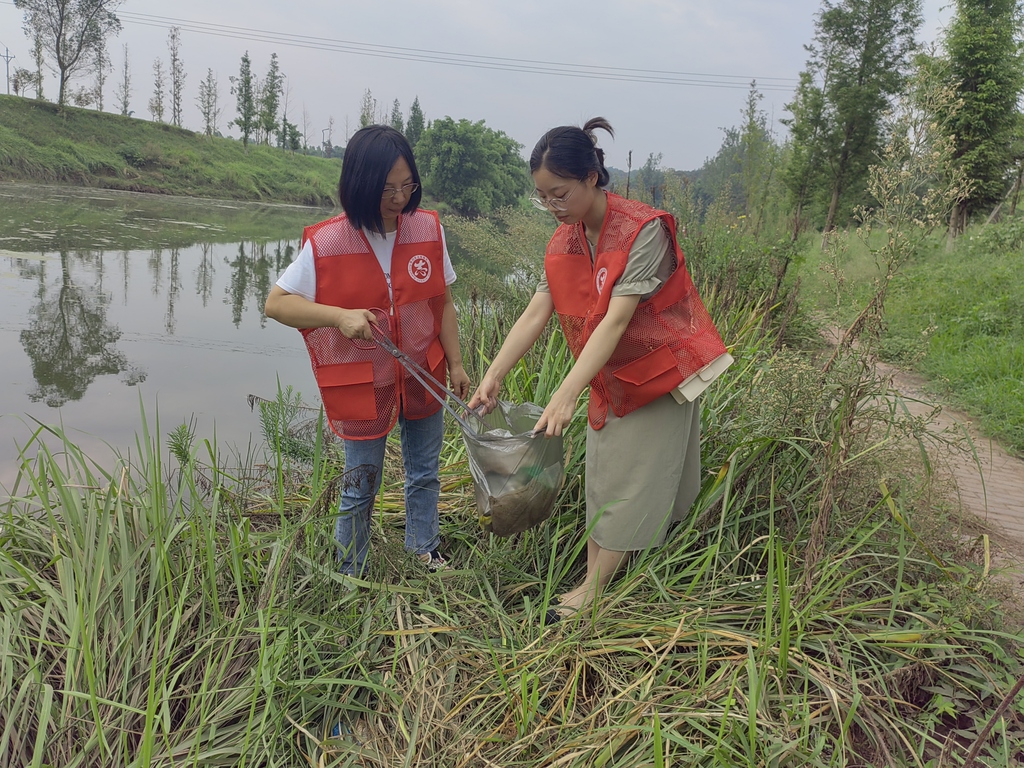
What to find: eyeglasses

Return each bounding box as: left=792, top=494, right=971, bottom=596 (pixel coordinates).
left=530, top=181, right=580, bottom=212
left=382, top=183, right=419, bottom=200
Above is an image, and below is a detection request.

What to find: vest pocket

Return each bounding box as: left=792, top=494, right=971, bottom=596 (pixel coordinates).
left=316, top=361, right=377, bottom=421
left=610, top=344, right=683, bottom=406
left=426, top=337, right=446, bottom=375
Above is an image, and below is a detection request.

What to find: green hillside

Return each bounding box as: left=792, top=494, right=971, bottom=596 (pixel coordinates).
left=0, top=95, right=340, bottom=206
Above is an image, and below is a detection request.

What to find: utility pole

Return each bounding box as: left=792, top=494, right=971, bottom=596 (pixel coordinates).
left=1, top=48, right=14, bottom=95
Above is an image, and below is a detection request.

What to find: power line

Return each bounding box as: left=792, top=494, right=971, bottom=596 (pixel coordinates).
left=0, top=2, right=800, bottom=92
left=114, top=10, right=799, bottom=89
left=0, top=0, right=798, bottom=93
left=1, top=3, right=799, bottom=90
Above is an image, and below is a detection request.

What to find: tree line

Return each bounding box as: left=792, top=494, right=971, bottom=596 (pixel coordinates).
left=9, top=0, right=1022, bottom=235
left=7, top=0, right=529, bottom=217
left=674, top=0, right=1024, bottom=241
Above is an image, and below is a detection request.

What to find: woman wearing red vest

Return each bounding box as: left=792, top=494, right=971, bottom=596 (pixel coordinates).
left=468, top=118, right=732, bottom=623
left=265, top=125, right=470, bottom=576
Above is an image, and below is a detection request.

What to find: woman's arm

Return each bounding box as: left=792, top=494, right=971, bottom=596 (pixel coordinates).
left=264, top=284, right=377, bottom=340
left=467, top=290, right=555, bottom=414
left=439, top=286, right=470, bottom=399
left=534, top=293, right=642, bottom=436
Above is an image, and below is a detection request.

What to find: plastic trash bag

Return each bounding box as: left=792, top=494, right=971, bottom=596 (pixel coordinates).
left=462, top=400, right=564, bottom=537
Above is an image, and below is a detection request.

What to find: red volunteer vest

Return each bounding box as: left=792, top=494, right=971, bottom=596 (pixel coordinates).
left=545, top=193, right=727, bottom=429
left=299, top=210, right=447, bottom=440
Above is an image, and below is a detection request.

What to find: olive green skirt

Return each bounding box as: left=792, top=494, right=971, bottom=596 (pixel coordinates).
left=585, top=393, right=701, bottom=551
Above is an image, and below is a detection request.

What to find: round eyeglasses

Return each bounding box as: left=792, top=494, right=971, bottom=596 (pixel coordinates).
left=382, top=183, right=419, bottom=200
left=530, top=180, right=581, bottom=212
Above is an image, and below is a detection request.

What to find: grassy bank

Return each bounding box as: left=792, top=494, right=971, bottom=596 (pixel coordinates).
left=0, top=95, right=340, bottom=206
left=796, top=219, right=1024, bottom=454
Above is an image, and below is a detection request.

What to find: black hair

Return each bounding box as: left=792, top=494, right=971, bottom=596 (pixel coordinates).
left=529, top=117, right=614, bottom=187
left=339, top=124, right=423, bottom=235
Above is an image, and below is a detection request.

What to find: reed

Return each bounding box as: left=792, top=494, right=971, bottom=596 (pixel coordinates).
left=2, top=217, right=1020, bottom=767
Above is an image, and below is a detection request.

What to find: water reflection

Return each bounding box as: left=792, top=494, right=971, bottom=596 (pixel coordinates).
left=20, top=249, right=144, bottom=407
left=0, top=183, right=331, bottom=489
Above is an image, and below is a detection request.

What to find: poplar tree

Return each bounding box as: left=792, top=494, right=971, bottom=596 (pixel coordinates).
left=148, top=58, right=165, bottom=122
left=389, top=99, right=404, bottom=133
left=167, top=26, right=185, bottom=127
left=115, top=43, right=130, bottom=116
left=257, top=53, right=282, bottom=145
left=359, top=88, right=376, bottom=128
left=942, top=0, right=1024, bottom=235
left=32, top=29, right=45, bottom=99
left=196, top=68, right=220, bottom=137
left=230, top=51, right=257, bottom=149
left=92, top=37, right=108, bottom=109
left=406, top=96, right=425, bottom=148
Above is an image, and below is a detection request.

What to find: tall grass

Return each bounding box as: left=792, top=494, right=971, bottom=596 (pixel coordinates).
left=4, top=181, right=1023, bottom=764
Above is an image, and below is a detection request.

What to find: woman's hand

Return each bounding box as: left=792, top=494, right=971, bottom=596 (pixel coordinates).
left=467, top=374, right=501, bottom=415
left=448, top=363, right=471, bottom=401
left=337, top=308, right=378, bottom=340
left=533, top=384, right=581, bottom=437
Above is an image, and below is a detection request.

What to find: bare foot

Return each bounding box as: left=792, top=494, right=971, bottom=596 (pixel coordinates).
left=556, top=584, right=598, bottom=615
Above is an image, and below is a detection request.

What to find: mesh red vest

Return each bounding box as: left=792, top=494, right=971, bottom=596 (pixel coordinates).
left=299, top=210, right=447, bottom=440
left=545, top=193, right=727, bottom=429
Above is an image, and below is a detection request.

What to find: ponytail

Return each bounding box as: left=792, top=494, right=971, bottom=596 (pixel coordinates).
left=531, top=116, right=614, bottom=186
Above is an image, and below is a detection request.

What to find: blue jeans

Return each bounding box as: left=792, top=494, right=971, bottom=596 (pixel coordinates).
left=335, top=408, right=443, bottom=576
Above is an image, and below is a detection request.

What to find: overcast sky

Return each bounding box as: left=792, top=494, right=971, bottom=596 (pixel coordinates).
left=0, top=0, right=950, bottom=172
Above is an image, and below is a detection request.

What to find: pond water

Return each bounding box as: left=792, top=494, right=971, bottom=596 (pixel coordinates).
left=0, top=183, right=338, bottom=490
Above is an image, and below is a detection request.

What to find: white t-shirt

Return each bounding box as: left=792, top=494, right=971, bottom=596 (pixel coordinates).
left=276, top=224, right=457, bottom=303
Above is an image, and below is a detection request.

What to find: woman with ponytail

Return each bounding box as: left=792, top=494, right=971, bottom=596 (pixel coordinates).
left=468, top=118, right=732, bottom=623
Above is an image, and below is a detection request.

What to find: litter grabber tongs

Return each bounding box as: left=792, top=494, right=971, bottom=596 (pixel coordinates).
left=354, top=309, right=489, bottom=433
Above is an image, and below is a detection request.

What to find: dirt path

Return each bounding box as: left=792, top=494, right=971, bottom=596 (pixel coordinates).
left=877, top=362, right=1024, bottom=565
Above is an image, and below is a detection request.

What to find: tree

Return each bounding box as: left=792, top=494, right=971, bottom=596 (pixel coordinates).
left=114, top=42, right=130, bottom=115
left=736, top=83, right=782, bottom=234
left=91, top=37, right=108, bottom=109
left=167, top=26, right=185, bottom=127
left=415, top=117, right=530, bottom=217
left=781, top=71, right=829, bottom=238
left=14, top=0, right=124, bottom=107
left=257, top=52, right=282, bottom=145
left=788, top=0, right=923, bottom=234
left=406, top=96, right=425, bottom=147
left=324, top=115, right=334, bottom=158
left=68, top=84, right=93, bottom=106
left=301, top=105, right=311, bottom=151
left=941, top=0, right=1024, bottom=236
left=359, top=88, right=376, bottom=127
left=12, top=67, right=42, bottom=98
left=196, top=67, right=221, bottom=137
left=229, top=51, right=257, bottom=149
left=32, top=28, right=45, bottom=99
left=389, top=98, right=404, bottom=133
left=634, top=152, right=666, bottom=207
left=148, top=57, right=165, bottom=122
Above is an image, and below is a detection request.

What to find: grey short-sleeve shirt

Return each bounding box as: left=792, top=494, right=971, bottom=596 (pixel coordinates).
left=537, top=219, right=675, bottom=300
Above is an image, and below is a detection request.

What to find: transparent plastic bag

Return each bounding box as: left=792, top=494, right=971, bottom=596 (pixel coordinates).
left=462, top=401, right=565, bottom=537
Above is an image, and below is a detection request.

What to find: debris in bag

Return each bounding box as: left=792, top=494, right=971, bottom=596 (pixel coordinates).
left=462, top=401, right=565, bottom=537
